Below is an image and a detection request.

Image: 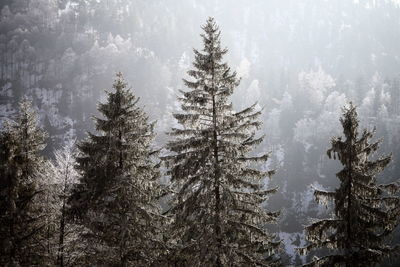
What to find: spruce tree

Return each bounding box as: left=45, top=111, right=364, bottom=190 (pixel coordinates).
left=164, top=17, right=280, bottom=266
left=0, top=98, right=48, bottom=266
left=298, top=102, right=400, bottom=266
left=68, top=72, right=165, bottom=266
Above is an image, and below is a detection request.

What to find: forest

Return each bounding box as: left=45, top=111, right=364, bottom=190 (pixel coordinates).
left=1, top=0, right=400, bottom=266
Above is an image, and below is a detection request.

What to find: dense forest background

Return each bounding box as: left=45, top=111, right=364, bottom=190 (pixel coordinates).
left=1, top=0, right=400, bottom=265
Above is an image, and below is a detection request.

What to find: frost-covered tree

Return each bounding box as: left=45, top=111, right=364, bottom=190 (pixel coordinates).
left=389, top=77, right=400, bottom=115
left=163, top=17, right=280, bottom=266
left=53, top=145, right=78, bottom=267
left=68, top=72, right=165, bottom=266
left=40, top=143, right=82, bottom=267
left=299, top=102, right=400, bottom=266
left=0, top=98, right=48, bottom=266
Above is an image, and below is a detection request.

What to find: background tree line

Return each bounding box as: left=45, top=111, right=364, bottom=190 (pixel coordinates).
left=2, top=0, right=400, bottom=265
left=1, top=17, right=400, bottom=267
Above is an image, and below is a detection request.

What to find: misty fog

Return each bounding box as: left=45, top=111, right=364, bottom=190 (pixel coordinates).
left=1, top=0, right=400, bottom=266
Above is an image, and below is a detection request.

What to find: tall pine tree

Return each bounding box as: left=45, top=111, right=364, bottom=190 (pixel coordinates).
left=299, top=102, right=400, bottom=266
left=0, top=98, right=48, bottom=266
left=164, top=17, right=280, bottom=266
left=68, top=72, right=165, bottom=266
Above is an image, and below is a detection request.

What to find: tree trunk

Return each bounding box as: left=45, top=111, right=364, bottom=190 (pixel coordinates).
left=58, top=165, right=69, bottom=267
left=211, top=54, right=222, bottom=266
left=346, top=138, right=353, bottom=263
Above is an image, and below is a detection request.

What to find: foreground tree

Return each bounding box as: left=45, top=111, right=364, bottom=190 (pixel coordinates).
left=68, top=73, right=165, bottom=266
left=164, top=17, right=280, bottom=266
left=40, top=143, right=82, bottom=267
left=299, top=102, right=400, bottom=266
left=0, top=98, right=48, bottom=266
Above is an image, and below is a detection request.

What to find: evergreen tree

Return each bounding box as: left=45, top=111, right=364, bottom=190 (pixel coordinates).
left=298, top=102, right=400, bottom=266
left=164, top=18, right=280, bottom=266
left=68, top=72, right=165, bottom=266
left=0, top=98, right=48, bottom=266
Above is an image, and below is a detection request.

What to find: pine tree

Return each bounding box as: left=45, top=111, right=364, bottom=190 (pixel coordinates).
left=298, top=102, right=400, bottom=266
left=0, top=98, right=48, bottom=266
left=163, top=17, right=280, bottom=266
left=68, top=72, right=165, bottom=266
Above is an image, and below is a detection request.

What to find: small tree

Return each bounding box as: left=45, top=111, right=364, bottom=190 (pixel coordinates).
left=164, top=18, right=280, bottom=266
left=299, top=102, right=400, bottom=266
left=40, top=143, right=82, bottom=267
left=68, top=72, right=165, bottom=266
left=0, top=98, right=48, bottom=266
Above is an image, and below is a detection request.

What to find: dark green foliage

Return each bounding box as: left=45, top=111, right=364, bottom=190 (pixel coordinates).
left=299, top=103, right=400, bottom=266
left=163, top=18, right=280, bottom=266
left=0, top=98, right=48, bottom=266
left=68, top=72, right=165, bottom=266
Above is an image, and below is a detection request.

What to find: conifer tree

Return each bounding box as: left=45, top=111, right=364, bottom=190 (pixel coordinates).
left=0, top=98, right=48, bottom=266
left=298, top=102, right=400, bottom=266
left=164, top=17, right=280, bottom=266
left=68, top=72, right=165, bottom=266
